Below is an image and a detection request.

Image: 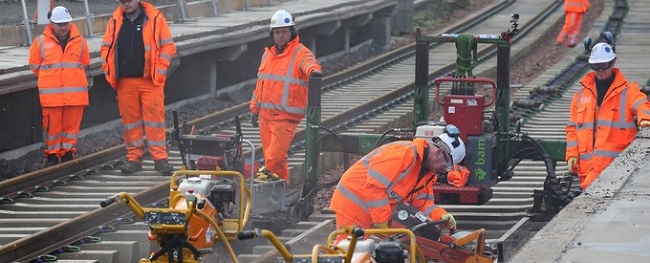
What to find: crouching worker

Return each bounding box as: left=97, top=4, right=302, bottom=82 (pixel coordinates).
left=329, top=132, right=466, bottom=240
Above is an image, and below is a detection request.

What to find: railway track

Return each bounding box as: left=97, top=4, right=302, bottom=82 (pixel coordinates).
left=1, top=0, right=644, bottom=262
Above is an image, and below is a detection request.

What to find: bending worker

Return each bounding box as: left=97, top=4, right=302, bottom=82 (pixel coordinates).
left=329, top=132, right=465, bottom=233
left=566, top=42, right=650, bottom=189
left=556, top=0, right=590, bottom=47
left=29, top=6, right=91, bottom=167
left=249, top=10, right=322, bottom=185
left=101, top=0, right=176, bottom=174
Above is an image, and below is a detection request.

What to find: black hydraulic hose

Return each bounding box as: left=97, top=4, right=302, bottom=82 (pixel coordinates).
left=297, top=125, right=352, bottom=208
left=313, top=126, right=349, bottom=188
left=371, top=128, right=414, bottom=149
left=514, top=134, right=573, bottom=206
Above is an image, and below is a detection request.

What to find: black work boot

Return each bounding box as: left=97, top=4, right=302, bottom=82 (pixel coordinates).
left=60, top=152, right=74, bottom=163
left=120, top=161, right=143, bottom=174
left=45, top=154, right=59, bottom=167
left=154, top=159, right=174, bottom=175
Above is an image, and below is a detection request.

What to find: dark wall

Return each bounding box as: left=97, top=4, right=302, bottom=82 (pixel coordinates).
left=0, top=89, right=41, bottom=152
left=1, top=16, right=384, bottom=153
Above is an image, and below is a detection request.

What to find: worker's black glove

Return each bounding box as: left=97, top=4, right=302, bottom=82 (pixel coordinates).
left=251, top=114, right=259, bottom=128
left=310, top=71, right=322, bottom=78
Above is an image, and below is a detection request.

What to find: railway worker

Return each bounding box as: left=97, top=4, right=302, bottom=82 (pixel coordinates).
left=556, top=0, right=590, bottom=47
left=29, top=6, right=91, bottom=167
left=566, top=42, right=650, bottom=189
left=100, top=0, right=176, bottom=174
left=249, top=10, right=322, bottom=185
left=329, top=133, right=465, bottom=235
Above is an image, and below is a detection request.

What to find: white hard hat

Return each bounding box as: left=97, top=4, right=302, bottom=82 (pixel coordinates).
left=50, top=6, right=72, bottom=23
left=270, top=10, right=295, bottom=29
left=437, top=133, right=466, bottom=165
left=589, top=43, right=616, bottom=64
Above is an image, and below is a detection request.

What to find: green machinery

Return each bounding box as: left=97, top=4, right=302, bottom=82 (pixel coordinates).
left=299, top=14, right=574, bottom=221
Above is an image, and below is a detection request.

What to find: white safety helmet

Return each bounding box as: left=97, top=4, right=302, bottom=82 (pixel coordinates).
left=437, top=133, right=466, bottom=165
left=589, top=43, right=616, bottom=64
left=49, top=6, right=72, bottom=23
left=270, top=10, right=295, bottom=29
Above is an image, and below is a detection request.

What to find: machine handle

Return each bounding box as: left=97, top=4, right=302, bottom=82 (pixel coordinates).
left=100, top=196, right=116, bottom=208
left=237, top=230, right=256, bottom=240
left=434, top=76, right=497, bottom=107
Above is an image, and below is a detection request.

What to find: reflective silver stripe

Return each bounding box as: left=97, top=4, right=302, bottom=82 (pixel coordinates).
left=360, top=148, right=392, bottom=188
left=566, top=140, right=577, bottom=148
left=256, top=45, right=310, bottom=115
left=386, top=142, right=418, bottom=195
left=593, top=149, right=621, bottom=158
left=631, top=97, right=645, bottom=112
left=618, top=89, right=628, bottom=122
left=258, top=102, right=305, bottom=114
left=38, top=62, right=85, bottom=70
left=160, top=53, right=171, bottom=62
left=145, top=45, right=151, bottom=51
left=147, top=139, right=166, bottom=147
left=61, top=142, right=75, bottom=149
left=126, top=139, right=145, bottom=147
left=566, top=121, right=576, bottom=127
left=124, top=120, right=143, bottom=131
left=144, top=120, right=166, bottom=128
left=30, top=64, right=40, bottom=70
left=579, top=149, right=621, bottom=160
left=79, top=38, right=85, bottom=63
left=576, top=122, right=594, bottom=130
left=412, top=193, right=433, bottom=202
left=422, top=203, right=440, bottom=216
left=38, top=36, right=45, bottom=62
left=160, top=38, right=174, bottom=46
left=256, top=73, right=306, bottom=85
left=47, top=133, right=60, bottom=141
left=39, top=86, right=88, bottom=94
left=596, top=119, right=636, bottom=129
left=336, top=183, right=369, bottom=212
left=61, top=132, right=78, bottom=140
left=46, top=144, right=60, bottom=151
left=157, top=68, right=167, bottom=76
left=643, top=109, right=650, bottom=115
left=361, top=141, right=418, bottom=198
left=101, top=41, right=111, bottom=47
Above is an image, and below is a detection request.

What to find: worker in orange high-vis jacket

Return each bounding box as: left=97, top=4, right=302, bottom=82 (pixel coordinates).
left=556, top=0, right=590, bottom=47
left=29, top=6, right=90, bottom=167
left=329, top=132, right=466, bottom=234
left=101, top=0, right=176, bottom=175
left=566, top=42, right=650, bottom=190
left=249, top=10, right=322, bottom=185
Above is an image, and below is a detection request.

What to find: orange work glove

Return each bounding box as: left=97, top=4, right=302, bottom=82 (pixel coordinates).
left=447, top=165, right=470, bottom=187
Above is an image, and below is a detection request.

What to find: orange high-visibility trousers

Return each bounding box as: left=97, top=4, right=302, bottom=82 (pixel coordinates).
left=258, top=118, right=299, bottom=184
left=42, top=106, right=85, bottom=157
left=116, top=78, right=168, bottom=162
left=556, top=12, right=584, bottom=46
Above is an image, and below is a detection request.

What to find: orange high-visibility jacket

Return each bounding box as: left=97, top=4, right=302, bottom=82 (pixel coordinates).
left=329, top=139, right=447, bottom=226
left=249, top=36, right=321, bottom=122
left=566, top=68, right=650, bottom=188
left=100, top=2, right=176, bottom=88
left=564, top=0, right=590, bottom=13
left=29, top=23, right=90, bottom=107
